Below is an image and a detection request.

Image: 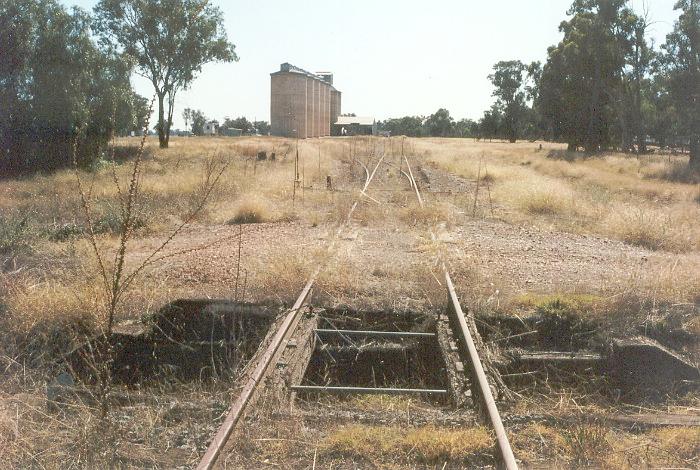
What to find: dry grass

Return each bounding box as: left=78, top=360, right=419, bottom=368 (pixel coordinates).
left=320, top=424, right=493, bottom=465
left=399, top=200, right=455, bottom=226
left=226, top=195, right=274, bottom=224
left=422, top=139, right=700, bottom=252
left=511, top=422, right=700, bottom=469
left=650, top=426, right=700, bottom=461
left=0, top=136, right=350, bottom=238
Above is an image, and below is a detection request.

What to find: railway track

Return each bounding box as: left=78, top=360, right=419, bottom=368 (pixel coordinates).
left=197, top=143, right=518, bottom=470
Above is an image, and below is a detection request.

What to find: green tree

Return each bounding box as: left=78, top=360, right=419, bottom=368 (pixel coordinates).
left=488, top=60, right=540, bottom=142
left=182, top=107, right=192, bottom=132
left=478, top=105, right=503, bottom=141
left=190, top=109, right=207, bottom=135
left=454, top=118, right=478, bottom=138
left=253, top=120, right=270, bottom=135
left=379, top=116, right=425, bottom=137
left=645, top=74, right=681, bottom=148
left=425, top=108, right=455, bottom=137
left=94, top=0, right=238, bottom=149
left=538, top=0, right=634, bottom=151
left=0, top=0, right=143, bottom=174
left=658, top=0, right=700, bottom=167
left=221, top=116, right=253, bottom=134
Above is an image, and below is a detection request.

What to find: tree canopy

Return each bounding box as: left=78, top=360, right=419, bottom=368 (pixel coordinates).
left=657, top=0, right=700, bottom=166
left=488, top=60, right=540, bottom=142
left=476, top=0, right=698, bottom=169
left=93, top=0, right=238, bottom=148
left=425, top=108, right=455, bottom=137
left=0, top=0, right=146, bottom=175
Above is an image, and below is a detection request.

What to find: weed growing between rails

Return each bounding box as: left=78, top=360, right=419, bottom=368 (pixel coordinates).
left=69, top=105, right=233, bottom=429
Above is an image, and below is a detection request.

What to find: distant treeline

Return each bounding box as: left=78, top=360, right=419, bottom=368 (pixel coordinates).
left=379, top=0, right=699, bottom=168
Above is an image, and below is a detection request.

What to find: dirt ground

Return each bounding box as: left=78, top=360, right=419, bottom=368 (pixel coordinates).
left=125, top=152, right=699, bottom=314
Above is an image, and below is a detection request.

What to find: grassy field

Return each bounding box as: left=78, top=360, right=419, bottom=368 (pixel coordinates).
left=0, top=136, right=698, bottom=468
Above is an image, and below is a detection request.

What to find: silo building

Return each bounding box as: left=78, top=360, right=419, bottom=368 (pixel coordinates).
left=270, top=63, right=341, bottom=138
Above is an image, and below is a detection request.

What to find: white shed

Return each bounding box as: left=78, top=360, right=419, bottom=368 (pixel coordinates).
left=204, top=121, right=219, bottom=135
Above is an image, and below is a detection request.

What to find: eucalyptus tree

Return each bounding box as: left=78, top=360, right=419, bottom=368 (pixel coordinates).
left=658, top=0, right=700, bottom=167
left=0, top=0, right=143, bottom=174
left=488, top=60, right=540, bottom=142
left=538, top=0, right=636, bottom=151
left=425, top=108, right=455, bottom=137
left=94, top=0, right=238, bottom=148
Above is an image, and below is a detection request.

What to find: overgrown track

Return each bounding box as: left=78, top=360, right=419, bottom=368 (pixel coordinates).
left=403, top=156, right=518, bottom=470
left=198, top=145, right=517, bottom=470
left=197, top=149, right=387, bottom=470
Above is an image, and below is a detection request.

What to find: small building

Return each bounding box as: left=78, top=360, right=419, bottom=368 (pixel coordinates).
left=220, top=127, right=243, bottom=137
left=333, top=116, right=376, bottom=136
left=204, top=121, right=219, bottom=135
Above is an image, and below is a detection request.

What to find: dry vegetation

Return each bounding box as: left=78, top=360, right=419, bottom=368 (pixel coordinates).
left=1, top=136, right=698, bottom=468
left=419, top=139, right=700, bottom=253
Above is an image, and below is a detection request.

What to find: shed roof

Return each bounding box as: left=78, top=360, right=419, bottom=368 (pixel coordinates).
left=334, top=116, right=375, bottom=126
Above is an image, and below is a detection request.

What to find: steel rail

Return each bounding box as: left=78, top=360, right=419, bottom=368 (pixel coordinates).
left=402, top=155, right=518, bottom=470
left=197, top=147, right=387, bottom=470
left=403, top=156, right=424, bottom=207
left=197, top=275, right=316, bottom=470
left=444, top=273, right=518, bottom=470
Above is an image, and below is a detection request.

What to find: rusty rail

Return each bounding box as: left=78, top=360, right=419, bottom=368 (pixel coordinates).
left=444, top=273, right=518, bottom=470
left=197, top=150, right=387, bottom=469
left=197, top=276, right=316, bottom=470
left=403, top=156, right=518, bottom=470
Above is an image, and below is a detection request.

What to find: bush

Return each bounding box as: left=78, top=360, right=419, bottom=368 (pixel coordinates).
left=520, top=189, right=569, bottom=216
left=47, top=223, right=84, bottom=242
left=546, top=149, right=580, bottom=162
left=227, top=197, right=272, bottom=224
left=94, top=207, right=146, bottom=235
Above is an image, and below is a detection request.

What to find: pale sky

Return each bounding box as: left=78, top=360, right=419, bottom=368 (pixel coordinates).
left=64, top=0, right=680, bottom=129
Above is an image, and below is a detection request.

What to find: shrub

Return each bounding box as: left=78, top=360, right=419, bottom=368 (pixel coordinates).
left=226, top=197, right=272, bottom=224
left=47, top=223, right=83, bottom=242
left=94, top=207, right=146, bottom=235
left=520, top=189, right=568, bottom=216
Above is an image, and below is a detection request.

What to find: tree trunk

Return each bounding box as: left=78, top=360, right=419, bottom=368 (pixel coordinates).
left=618, top=84, right=631, bottom=153
left=634, top=30, right=647, bottom=154
left=157, top=92, right=167, bottom=148
left=165, top=90, right=176, bottom=148
left=585, top=20, right=603, bottom=154
left=635, top=80, right=646, bottom=153
left=690, top=137, right=700, bottom=169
